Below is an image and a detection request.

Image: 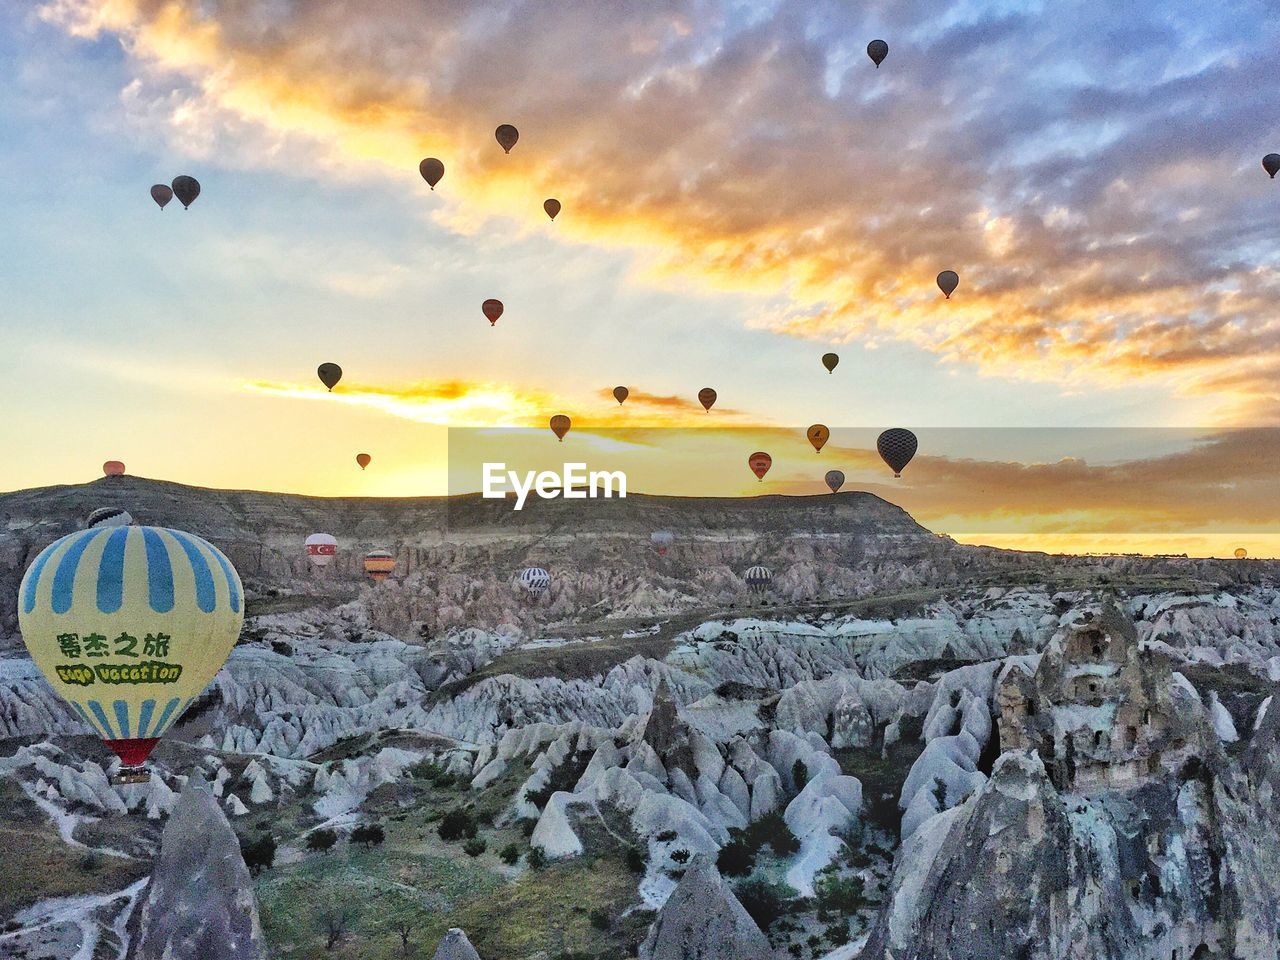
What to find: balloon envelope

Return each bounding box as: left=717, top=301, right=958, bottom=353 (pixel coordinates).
left=518, top=566, right=551, bottom=598
left=807, top=424, right=830, bottom=453
left=651, top=531, right=674, bottom=556
left=748, top=451, right=772, bottom=481
left=613, top=386, right=629, bottom=405
left=822, top=353, right=839, bottom=374
left=1264, top=154, right=1280, bottom=179
left=544, top=198, right=561, bottom=220
left=482, top=299, right=504, bottom=326
left=18, top=526, right=243, bottom=768
left=364, top=549, right=395, bottom=581
left=150, top=185, right=172, bottom=210
left=87, top=507, right=133, bottom=529
left=550, top=415, right=571, bottom=441
left=698, top=388, right=717, bottom=411
left=877, top=428, right=918, bottom=477
left=317, top=363, right=342, bottom=391
left=867, top=39, right=888, bottom=66
left=171, top=175, right=200, bottom=209
left=495, top=124, right=519, bottom=153
left=306, top=533, right=337, bottom=568
left=419, top=158, right=444, bottom=189
left=1235, top=547, right=1248, bottom=559
left=824, top=470, right=845, bottom=494
left=937, top=270, right=959, bottom=298
left=356, top=453, right=372, bottom=470
left=744, top=565, right=772, bottom=591
left=103, top=461, right=126, bottom=478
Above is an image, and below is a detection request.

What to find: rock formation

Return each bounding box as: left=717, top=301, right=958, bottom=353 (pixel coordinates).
left=639, top=855, right=774, bottom=960
left=432, top=927, right=482, bottom=960
left=130, top=776, right=268, bottom=960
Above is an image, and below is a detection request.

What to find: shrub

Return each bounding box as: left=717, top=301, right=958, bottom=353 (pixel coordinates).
left=463, top=837, right=487, bottom=857
left=438, top=808, right=477, bottom=843
left=717, top=838, right=754, bottom=877
left=655, top=830, right=678, bottom=843
left=669, top=848, right=690, bottom=864
left=814, top=873, right=865, bottom=915
left=792, top=759, right=809, bottom=793
left=624, top=845, right=646, bottom=873
left=734, top=876, right=792, bottom=931
left=351, top=823, right=385, bottom=847
left=589, top=907, right=611, bottom=930
left=500, top=843, right=521, bottom=865
left=79, top=851, right=103, bottom=872
left=745, top=812, right=800, bottom=857
left=307, top=828, right=338, bottom=852
left=240, top=833, right=276, bottom=875
left=527, top=846, right=548, bottom=871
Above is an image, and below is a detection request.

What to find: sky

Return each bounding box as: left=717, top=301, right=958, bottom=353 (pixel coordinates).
left=1, top=0, right=1278, bottom=556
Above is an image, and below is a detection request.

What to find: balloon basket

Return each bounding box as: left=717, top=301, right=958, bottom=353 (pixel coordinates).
left=114, top=765, right=151, bottom=785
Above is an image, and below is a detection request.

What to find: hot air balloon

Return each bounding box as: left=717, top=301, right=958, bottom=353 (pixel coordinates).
left=744, top=565, right=772, bottom=593
left=317, top=363, right=342, bottom=392
left=306, top=533, right=337, bottom=568
left=877, top=428, right=917, bottom=477
left=171, top=175, right=200, bottom=209
left=867, top=39, right=889, bottom=67
left=86, top=507, right=133, bottom=529
left=364, top=549, right=395, bottom=582
left=356, top=453, right=372, bottom=470
left=651, top=531, right=674, bottom=556
left=150, top=185, right=172, bottom=210
left=482, top=299, right=504, bottom=327
left=748, top=451, right=772, bottom=481
left=550, top=415, right=571, bottom=442
left=495, top=124, right=519, bottom=153
left=518, top=566, right=550, bottom=598
left=937, top=270, right=959, bottom=299
left=613, top=386, right=629, bottom=405
left=807, top=424, right=830, bottom=453
left=698, top=388, right=717, bottom=412
left=419, top=158, right=444, bottom=190
left=103, top=461, right=126, bottom=478
left=18, top=525, right=243, bottom=779
left=544, top=199, right=561, bottom=220
left=822, top=353, right=839, bottom=374
left=1264, top=154, right=1280, bottom=179
left=824, top=470, right=845, bottom=494
left=1234, top=547, right=1248, bottom=560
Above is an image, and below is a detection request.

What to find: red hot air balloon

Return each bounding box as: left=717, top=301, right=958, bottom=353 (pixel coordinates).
left=613, top=386, right=629, bottom=405
left=356, top=453, right=372, bottom=470
left=550, top=415, right=571, bottom=441
left=150, top=185, right=172, bottom=210
left=748, top=451, right=772, bottom=481
left=877, top=428, right=917, bottom=477
left=419, top=158, right=445, bottom=190
left=103, top=461, right=126, bottom=478
left=482, top=299, right=504, bottom=327
left=544, top=199, right=561, bottom=220
left=698, top=388, right=717, bottom=412
left=495, top=124, right=519, bottom=153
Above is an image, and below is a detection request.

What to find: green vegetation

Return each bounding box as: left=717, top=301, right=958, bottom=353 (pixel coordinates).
left=463, top=837, right=487, bottom=857
left=307, top=828, right=338, bottom=852
left=733, top=875, right=797, bottom=932
left=499, top=842, right=521, bottom=865
left=241, top=833, right=277, bottom=875
left=437, top=808, right=478, bottom=843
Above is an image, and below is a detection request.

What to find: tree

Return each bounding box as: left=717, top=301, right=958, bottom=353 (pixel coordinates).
left=717, top=838, right=754, bottom=876
left=240, top=833, right=276, bottom=876
left=527, top=845, right=548, bottom=871
left=351, top=823, right=385, bottom=848
left=438, top=808, right=476, bottom=842
left=500, top=843, right=521, bottom=865
left=792, top=758, right=809, bottom=793
left=734, top=876, right=793, bottom=932
left=307, top=828, right=338, bottom=852
left=316, top=893, right=359, bottom=951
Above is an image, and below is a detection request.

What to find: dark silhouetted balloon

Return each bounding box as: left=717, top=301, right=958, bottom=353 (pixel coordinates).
left=877, top=428, right=917, bottom=477
left=825, top=470, right=845, bottom=493
left=550, top=415, right=571, bottom=441
left=1264, top=154, right=1280, bottom=179
left=937, top=270, right=959, bottom=299
left=495, top=124, right=519, bottom=153
left=419, top=158, right=444, bottom=189
left=822, top=352, right=839, bottom=374
left=317, top=363, right=342, bottom=391
left=482, top=299, right=504, bottom=326
left=171, top=175, right=200, bottom=209
left=356, top=453, right=372, bottom=470
left=150, top=184, right=172, bottom=210
left=748, top=451, right=772, bottom=481
left=807, top=424, right=830, bottom=453
left=544, top=198, right=561, bottom=220
left=867, top=40, right=889, bottom=67
left=613, top=386, right=629, bottom=405
left=698, top=388, right=717, bottom=412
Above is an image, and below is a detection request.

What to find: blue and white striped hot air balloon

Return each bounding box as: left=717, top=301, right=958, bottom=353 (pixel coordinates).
left=17, top=525, right=243, bottom=772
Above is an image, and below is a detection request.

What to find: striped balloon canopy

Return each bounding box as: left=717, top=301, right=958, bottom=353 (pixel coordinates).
left=17, top=525, right=243, bottom=770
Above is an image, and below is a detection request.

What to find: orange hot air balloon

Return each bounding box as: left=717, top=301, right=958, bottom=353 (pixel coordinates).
left=364, top=549, right=396, bottom=582
left=698, top=388, right=717, bottom=412
left=613, top=386, right=629, bottom=405
left=807, top=424, right=830, bottom=453
left=482, top=299, right=504, bottom=326
left=550, top=415, right=571, bottom=441
left=356, top=453, right=372, bottom=470
left=748, top=451, right=772, bottom=481
left=102, top=461, right=126, bottom=478
left=495, top=124, right=519, bottom=153
left=1234, top=547, right=1248, bottom=559
left=419, top=158, right=444, bottom=190
left=544, top=198, right=561, bottom=220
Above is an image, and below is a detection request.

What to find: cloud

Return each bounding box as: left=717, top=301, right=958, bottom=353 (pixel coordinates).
left=37, top=0, right=1280, bottom=422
